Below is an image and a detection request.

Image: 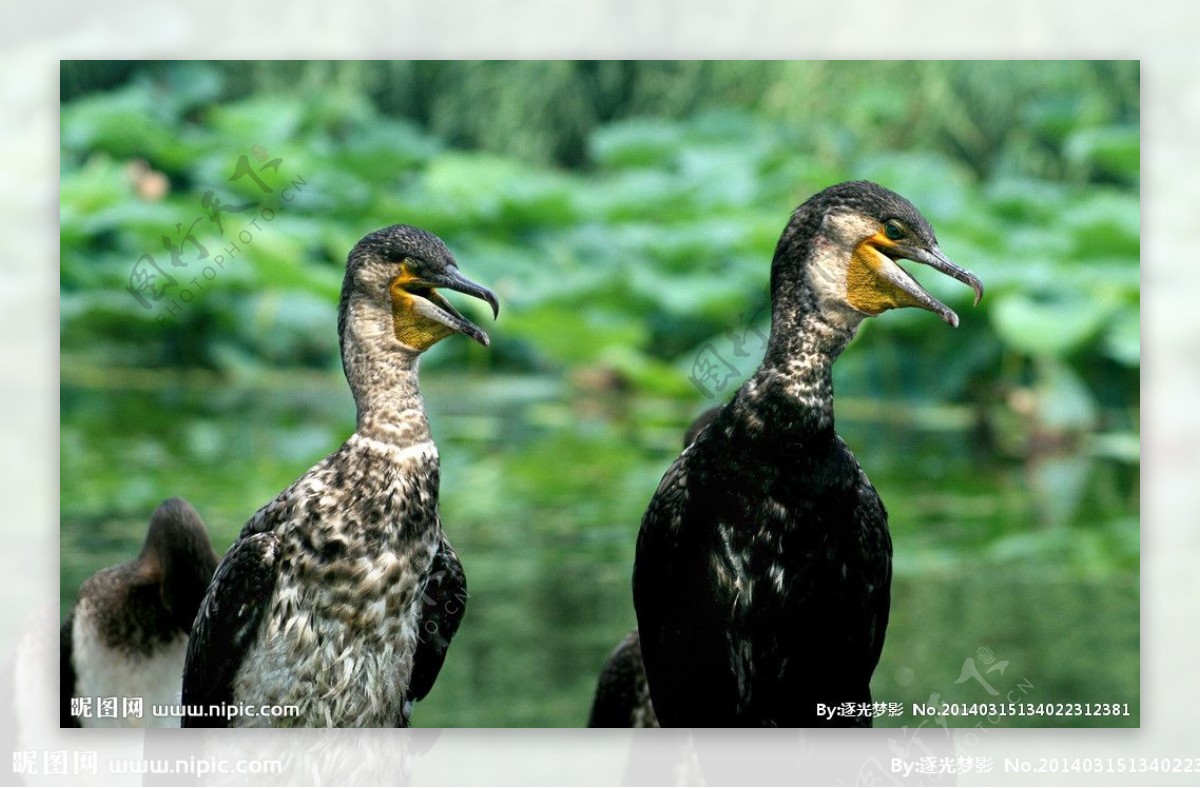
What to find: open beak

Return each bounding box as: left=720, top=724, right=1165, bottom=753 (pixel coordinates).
left=876, top=241, right=984, bottom=328
left=404, top=267, right=500, bottom=347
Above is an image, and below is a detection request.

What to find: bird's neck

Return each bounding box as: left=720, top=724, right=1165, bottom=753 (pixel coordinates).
left=746, top=294, right=860, bottom=434
left=340, top=307, right=432, bottom=447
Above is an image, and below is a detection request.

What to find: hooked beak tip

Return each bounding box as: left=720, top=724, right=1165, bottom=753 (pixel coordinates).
left=906, top=244, right=984, bottom=314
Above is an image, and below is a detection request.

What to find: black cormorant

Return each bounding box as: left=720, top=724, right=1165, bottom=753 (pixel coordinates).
left=633, top=181, right=983, bottom=727
left=181, top=225, right=497, bottom=727
left=588, top=624, right=657, bottom=729
left=61, top=497, right=219, bottom=727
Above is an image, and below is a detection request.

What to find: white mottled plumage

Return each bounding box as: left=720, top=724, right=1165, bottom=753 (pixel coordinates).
left=70, top=608, right=188, bottom=728
left=61, top=497, right=219, bottom=728
left=228, top=437, right=441, bottom=727
left=183, top=225, right=495, bottom=728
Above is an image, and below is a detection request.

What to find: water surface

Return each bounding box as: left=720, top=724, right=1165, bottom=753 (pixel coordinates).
left=59, top=369, right=1138, bottom=727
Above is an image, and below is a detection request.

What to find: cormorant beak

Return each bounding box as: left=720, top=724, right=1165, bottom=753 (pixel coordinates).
left=869, top=238, right=984, bottom=328
left=403, top=267, right=500, bottom=347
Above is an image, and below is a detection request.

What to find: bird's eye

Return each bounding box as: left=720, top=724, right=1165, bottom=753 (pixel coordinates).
left=884, top=222, right=904, bottom=241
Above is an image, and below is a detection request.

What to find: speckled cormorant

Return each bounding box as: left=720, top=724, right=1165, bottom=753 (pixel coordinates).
left=181, top=225, right=497, bottom=727
left=633, top=181, right=983, bottom=727
left=61, top=497, right=219, bottom=727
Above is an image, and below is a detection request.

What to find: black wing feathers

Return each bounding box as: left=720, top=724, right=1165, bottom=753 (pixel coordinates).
left=181, top=532, right=279, bottom=728
left=587, top=630, right=656, bottom=727
left=59, top=612, right=81, bottom=728
left=634, top=453, right=741, bottom=726
left=857, top=478, right=893, bottom=683
left=407, top=535, right=467, bottom=704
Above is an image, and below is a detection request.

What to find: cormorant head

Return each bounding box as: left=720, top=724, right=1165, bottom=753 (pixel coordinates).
left=340, top=224, right=500, bottom=354
left=138, top=497, right=219, bottom=634
left=773, top=181, right=983, bottom=328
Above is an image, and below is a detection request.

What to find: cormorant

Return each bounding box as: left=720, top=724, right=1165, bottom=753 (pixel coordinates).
left=181, top=225, right=497, bottom=727
left=588, top=624, right=657, bottom=729
left=633, top=181, right=983, bottom=727
left=61, top=497, right=219, bottom=727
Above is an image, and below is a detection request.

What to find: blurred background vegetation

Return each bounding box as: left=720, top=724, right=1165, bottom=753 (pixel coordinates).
left=60, top=61, right=1139, bottom=727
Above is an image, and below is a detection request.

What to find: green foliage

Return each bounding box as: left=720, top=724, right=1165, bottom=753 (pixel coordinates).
left=60, top=58, right=1139, bottom=499
left=60, top=62, right=1139, bottom=726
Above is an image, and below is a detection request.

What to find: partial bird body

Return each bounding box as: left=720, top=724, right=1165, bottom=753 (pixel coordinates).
left=62, top=497, right=219, bottom=728
left=67, top=599, right=190, bottom=727
left=183, top=225, right=495, bottom=727
left=634, top=181, right=982, bottom=727
left=639, top=401, right=891, bottom=726
left=588, top=630, right=658, bottom=728
left=223, top=441, right=442, bottom=727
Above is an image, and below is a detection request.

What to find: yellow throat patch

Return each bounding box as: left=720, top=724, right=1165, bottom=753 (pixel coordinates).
left=845, top=232, right=925, bottom=316
left=389, top=265, right=456, bottom=351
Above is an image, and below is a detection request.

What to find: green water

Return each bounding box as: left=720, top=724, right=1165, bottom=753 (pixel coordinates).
left=59, top=369, right=1138, bottom=728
